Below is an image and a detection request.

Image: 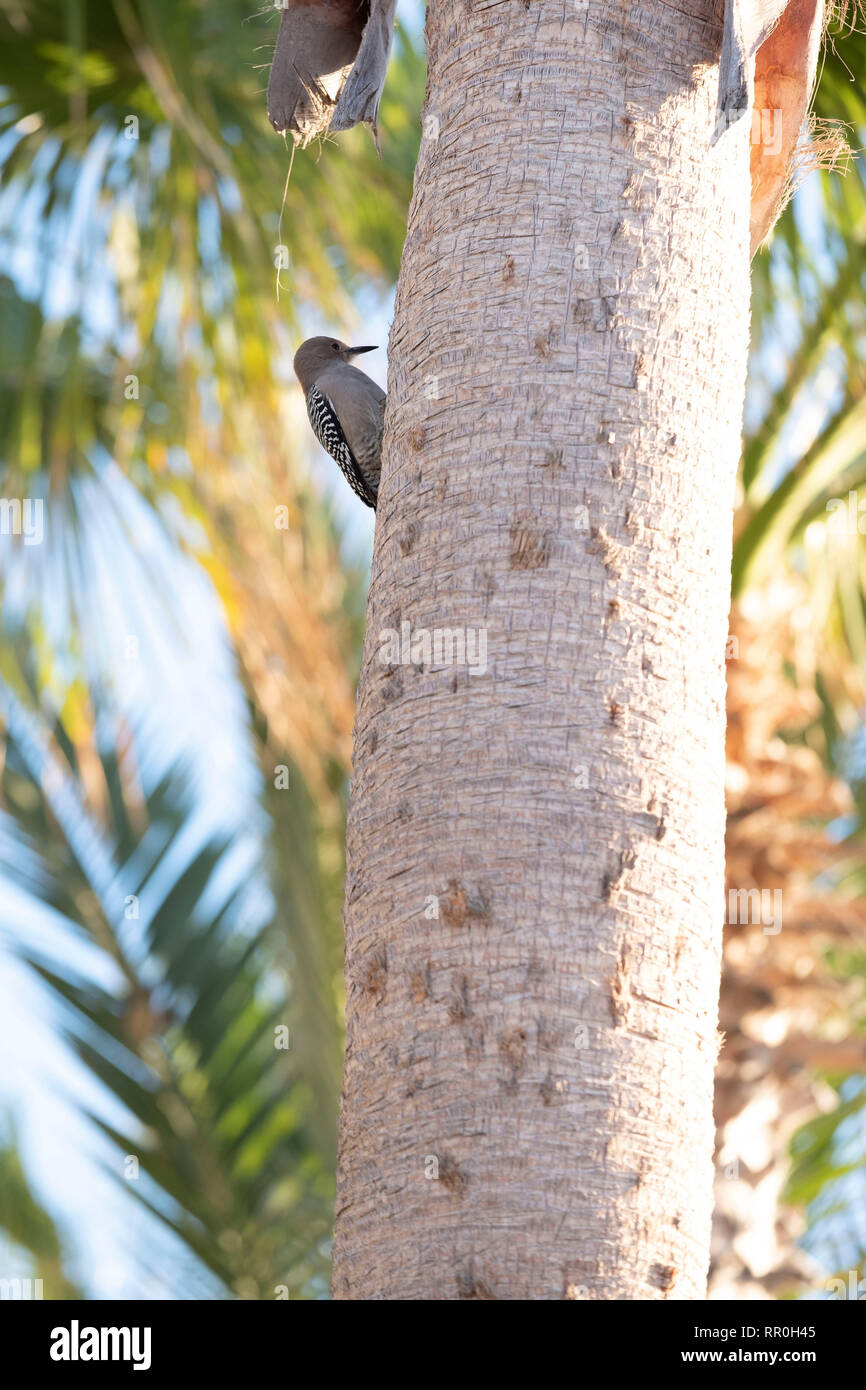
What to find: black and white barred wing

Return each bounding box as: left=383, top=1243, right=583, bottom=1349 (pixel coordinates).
left=305, top=385, right=377, bottom=509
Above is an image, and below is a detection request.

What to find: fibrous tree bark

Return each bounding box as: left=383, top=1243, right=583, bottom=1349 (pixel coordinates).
left=332, top=0, right=753, bottom=1300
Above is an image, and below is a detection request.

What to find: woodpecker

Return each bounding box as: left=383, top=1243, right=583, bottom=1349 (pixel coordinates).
left=293, top=336, right=385, bottom=510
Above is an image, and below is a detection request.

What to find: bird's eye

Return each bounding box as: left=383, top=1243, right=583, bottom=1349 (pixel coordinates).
left=331, top=342, right=340, bottom=351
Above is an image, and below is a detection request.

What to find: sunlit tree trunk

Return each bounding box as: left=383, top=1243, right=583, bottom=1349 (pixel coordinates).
left=332, top=0, right=751, bottom=1300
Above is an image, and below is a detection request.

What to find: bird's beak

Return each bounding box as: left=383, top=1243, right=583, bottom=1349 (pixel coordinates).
left=348, top=345, right=377, bottom=357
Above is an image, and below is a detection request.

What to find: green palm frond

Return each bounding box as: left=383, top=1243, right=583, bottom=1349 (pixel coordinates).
left=0, top=680, right=337, bottom=1299
left=0, top=0, right=411, bottom=789
left=0, top=1125, right=83, bottom=1300
left=0, top=0, right=421, bottom=311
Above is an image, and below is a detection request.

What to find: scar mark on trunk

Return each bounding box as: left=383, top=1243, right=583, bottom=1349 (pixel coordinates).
left=588, top=526, right=621, bottom=575
left=603, top=850, right=636, bottom=906
left=541, top=447, right=565, bottom=473
left=650, top=1262, right=677, bottom=1294
left=510, top=514, right=552, bottom=570
left=498, top=1026, right=527, bottom=1085
left=645, top=793, right=668, bottom=833
left=608, top=698, right=629, bottom=727
left=456, top=1267, right=497, bottom=1298
left=610, top=942, right=632, bottom=1025
left=380, top=667, right=403, bottom=701
left=355, top=948, right=388, bottom=1004
left=441, top=879, right=490, bottom=928
left=540, top=1072, right=570, bottom=1106
left=410, top=965, right=431, bottom=1003
left=438, top=1154, right=468, bottom=1197
left=574, top=295, right=616, bottom=331
left=398, top=523, right=418, bottom=555
left=447, top=975, right=472, bottom=1022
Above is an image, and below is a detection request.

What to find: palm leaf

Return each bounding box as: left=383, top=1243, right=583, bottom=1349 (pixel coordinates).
left=0, top=680, right=335, bottom=1298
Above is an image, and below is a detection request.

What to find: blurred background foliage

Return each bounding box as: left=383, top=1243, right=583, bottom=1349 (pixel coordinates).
left=0, top=0, right=864, bottom=1299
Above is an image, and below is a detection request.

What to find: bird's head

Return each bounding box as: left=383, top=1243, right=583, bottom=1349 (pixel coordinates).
left=293, top=336, right=377, bottom=391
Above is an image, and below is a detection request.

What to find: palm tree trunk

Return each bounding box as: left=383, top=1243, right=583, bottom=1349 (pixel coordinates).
left=332, top=0, right=752, bottom=1300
